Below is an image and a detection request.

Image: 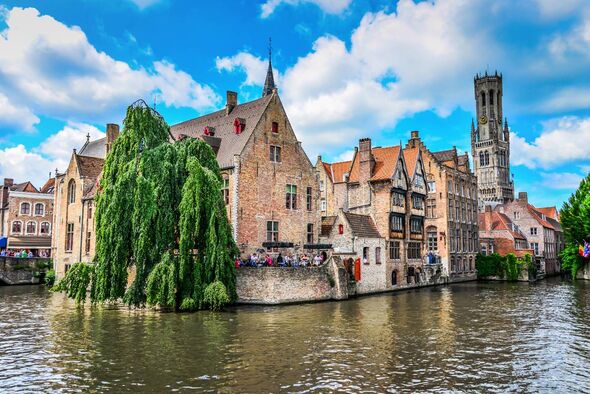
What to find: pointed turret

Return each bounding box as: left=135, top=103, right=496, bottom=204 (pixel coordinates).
left=262, top=38, right=276, bottom=97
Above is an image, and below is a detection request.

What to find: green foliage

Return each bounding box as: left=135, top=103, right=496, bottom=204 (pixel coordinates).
left=476, top=253, right=533, bottom=281
left=203, top=281, right=230, bottom=311
left=35, top=260, right=50, bottom=270
left=560, top=173, right=590, bottom=278
left=45, top=269, right=56, bottom=287
left=52, top=263, right=94, bottom=304
left=55, top=101, right=236, bottom=311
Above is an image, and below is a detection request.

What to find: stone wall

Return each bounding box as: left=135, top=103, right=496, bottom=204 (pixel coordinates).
left=236, top=259, right=347, bottom=304
left=0, top=257, right=50, bottom=285
left=578, top=261, right=590, bottom=281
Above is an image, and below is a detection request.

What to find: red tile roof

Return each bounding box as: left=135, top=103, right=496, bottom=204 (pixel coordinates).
left=536, top=206, right=559, bottom=221
left=348, top=146, right=401, bottom=183
left=402, top=146, right=419, bottom=178
left=40, top=178, right=55, bottom=194
left=479, top=211, right=526, bottom=240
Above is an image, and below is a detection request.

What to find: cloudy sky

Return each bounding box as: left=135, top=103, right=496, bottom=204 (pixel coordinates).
left=0, top=0, right=588, bottom=208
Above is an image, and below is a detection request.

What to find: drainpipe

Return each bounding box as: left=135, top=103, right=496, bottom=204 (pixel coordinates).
left=78, top=199, right=85, bottom=263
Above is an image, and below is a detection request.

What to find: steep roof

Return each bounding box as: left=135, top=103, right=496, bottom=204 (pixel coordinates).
left=432, top=149, right=455, bottom=163
left=40, top=178, right=55, bottom=194
left=402, top=146, right=420, bottom=178
left=170, top=95, right=273, bottom=169
left=348, top=146, right=401, bottom=183
left=78, top=137, right=106, bottom=159
left=343, top=212, right=382, bottom=238
left=323, top=161, right=352, bottom=183
left=76, top=155, right=104, bottom=180
left=528, top=204, right=554, bottom=229
left=536, top=206, right=559, bottom=221
left=479, top=211, right=526, bottom=240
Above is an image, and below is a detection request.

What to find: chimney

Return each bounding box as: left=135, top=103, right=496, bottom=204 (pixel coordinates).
left=106, top=123, right=120, bottom=154
left=410, top=130, right=420, bottom=139
left=358, top=138, right=374, bottom=183
left=226, top=91, right=237, bottom=115
left=518, top=191, right=528, bottom=204
left=484, top=205, right=493, bottom=230
left=3, top=178, right=13, bottom=187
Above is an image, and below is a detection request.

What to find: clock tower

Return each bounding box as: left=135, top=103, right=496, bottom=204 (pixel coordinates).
left=471, top=71, right=514, bottom=206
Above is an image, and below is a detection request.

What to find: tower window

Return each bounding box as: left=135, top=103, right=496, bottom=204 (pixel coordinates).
left=489, top=90, right=494, bottom=105
left=481, top=91, right=486, bottom=107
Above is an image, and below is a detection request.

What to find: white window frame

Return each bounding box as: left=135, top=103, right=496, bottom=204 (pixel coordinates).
left=11, top=220, right=23, bottom=235
left=20, top=201, right=31, bottom=215
left=320, top=199, right=326, bottom=212
left=26, top=221, right=37, bottom=235
left=40, top=221, right=51, bottom=236
left=34, top=202, right=45, bottom=216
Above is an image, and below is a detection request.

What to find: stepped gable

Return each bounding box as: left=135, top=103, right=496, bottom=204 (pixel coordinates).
left=170, top=95, right=273, bottom=169
left=343, top=212, right=381, bottom=238
left=348, top=146, right=401, bottom=182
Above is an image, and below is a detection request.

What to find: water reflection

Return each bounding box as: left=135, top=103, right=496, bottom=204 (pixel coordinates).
left=1, top=279, right=590, bottom=392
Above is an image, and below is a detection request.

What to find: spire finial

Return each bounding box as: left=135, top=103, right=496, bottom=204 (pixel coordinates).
left=262, top=37, right=276, bottom=97
left=86, top=133, right=90, bottom=143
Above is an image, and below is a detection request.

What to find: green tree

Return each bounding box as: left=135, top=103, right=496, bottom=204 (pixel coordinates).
left=560, top=173, right=590, bottom=278
left=56, top=100, right=237, bottom=310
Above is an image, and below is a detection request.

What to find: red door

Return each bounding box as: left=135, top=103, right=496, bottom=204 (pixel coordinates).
left=354, top=258, right=361, bottom=282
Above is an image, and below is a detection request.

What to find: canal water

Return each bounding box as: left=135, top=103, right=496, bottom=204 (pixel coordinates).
left=1, top=278, right=590, bottom=393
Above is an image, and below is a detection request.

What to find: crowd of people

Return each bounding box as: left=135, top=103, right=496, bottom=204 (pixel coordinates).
left=0, top=249, right=50, bottom=258
left=236, top=251, right=328, bottom=268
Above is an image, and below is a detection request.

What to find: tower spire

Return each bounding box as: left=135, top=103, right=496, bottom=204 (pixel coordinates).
left=262, top=37, right=276, bottom=97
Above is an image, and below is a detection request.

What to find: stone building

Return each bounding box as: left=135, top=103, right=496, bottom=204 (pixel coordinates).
left=52, top=124, right=119, bottom=278
left=492, top=192, right=563, bottom=275
left=471, top=72, right=514, bottom=205
left=405, top=131, right=479, bottom=280
left=315, top=157, right=351, bottom=216
left=0, top=178, right=54, bottom=255
left=170, top=58, right=320, bottom=256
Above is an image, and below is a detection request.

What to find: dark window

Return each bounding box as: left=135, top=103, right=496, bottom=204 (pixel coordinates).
left=410, top=217, right=423, bottom=234
left=26, top=221, right=36, bottom=234
left=375, top=247, right=381, bottom=264
left=307, top=223, right=314, bottom=244
left=389, top=241, right=400, bottom=260
left=222, top=178, right=230, bottom=205
left=285, top=184, right=297, bottom=210
left=34, top=203, right=44, bottom=215
left=271, top=121, right=279, bottom=133
left=20, top=202, right=30, bottom=215
left=66, top=223, right=74, bottom=252
left=266, top=221, right=279, bottom=242
left=40, top=222, right=50, bottom=235
left=338, top=224, right=344, bottom=235
left=391, top=191, right=405, bottom=208
left=270, top=145, right=281, bottom=162
left=85, top=232, right=91, bottom=255
left=407, top=242, right=421, bottom=259
left=363, top=247, right=369, bottom=264
left=67, top=180, right=76, bottom=204
left=11, top=221, right=22, bottom=234
left=390, top=214, right=404, bottom=232
left=412, top=194, right=424, bottom=210
left=306, top=187, right=312, bottom=211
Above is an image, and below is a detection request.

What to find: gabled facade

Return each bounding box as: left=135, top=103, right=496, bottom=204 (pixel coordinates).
left=478, top=205, right=532, bottom=258
left=406, top=131, right=479, bottom=280
left=170, top=87, right=320, bottom=256
left=315, top=157, right=351, bottom=216
left=52, top=124, right=119, bottom=278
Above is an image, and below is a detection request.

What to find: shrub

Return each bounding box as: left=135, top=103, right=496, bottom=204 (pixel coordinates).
left=52, top=262, right=94, bottom=304
left=203, top=281, right=230, bottom=311
left=45, top=269, right=56, bottom=287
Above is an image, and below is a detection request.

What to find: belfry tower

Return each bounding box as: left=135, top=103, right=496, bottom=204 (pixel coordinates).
left=471, top=71, right=514, bottom=206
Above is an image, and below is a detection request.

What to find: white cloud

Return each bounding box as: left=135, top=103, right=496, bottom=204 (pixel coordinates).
left=0, top=122, right=103, bottom=187
left=333, top=149, right=355, bottom=162
left=0, top=7, right=219, bottom=130
left=511, top=116, right=590, bottom=169
left=540, top=171, right=584, bottom=189
left=215, top=53, right=271, bottom=87
left=0, top=93, right=40, bottom=131
left=534, top=0, right=586, bottom=20
left=260, top=0, right=352, bottom=18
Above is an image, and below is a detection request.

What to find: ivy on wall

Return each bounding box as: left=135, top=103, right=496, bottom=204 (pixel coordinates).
left=476, top=253, right=534, bottom=281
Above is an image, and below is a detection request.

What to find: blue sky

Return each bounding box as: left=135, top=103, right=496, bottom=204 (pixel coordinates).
left=0, top=0, right=589, bottom=209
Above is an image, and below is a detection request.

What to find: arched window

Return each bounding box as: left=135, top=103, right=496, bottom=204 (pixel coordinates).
left=40, top=222, right=51, bottom=235
left=479, top=152, right=484, bottom=167
left=484, top=151, right=490, bottom=166
left=11, top=221, right=22, bottom=234
left=34, top=203, right=44, bottom=216
left=20, top=202, right=30, bottom=215
left=489, top=90, right=494, bottom=105
left=481, top=91, right=486, bottom=107
left=68, top=180, right=76, bottom=204
left=26, top=221, right=36, bottom=235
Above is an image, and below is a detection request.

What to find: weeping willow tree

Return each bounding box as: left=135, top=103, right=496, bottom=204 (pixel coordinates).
left=57, top=100, right=237, bottom=311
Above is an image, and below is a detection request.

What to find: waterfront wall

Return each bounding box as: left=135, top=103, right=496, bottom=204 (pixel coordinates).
left=236, top=259, right=347, bottom=304
left=0, top=257, right=50, bottom=285
left=578, top=261, right=590, bottom=280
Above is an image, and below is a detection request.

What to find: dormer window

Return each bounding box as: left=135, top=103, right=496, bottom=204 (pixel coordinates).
left=233, top=118, right=245, bottom=134
left=271, top=121, right=279, bottom=133
left=203, top=126, right=215, bottom=136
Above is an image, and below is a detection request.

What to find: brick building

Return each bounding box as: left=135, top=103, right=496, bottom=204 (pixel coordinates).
left=491, top=192, right=563, bottom=275
left=0, top=178, right=54, bottom=255
left=478, top=205, right=532, bottom=258
left=315, top=157, right=351, bottom=217
left=52, top=124, right=119, bottom=278
left=405, top=131, right=479, bottom=280
left=170, top=59, right=320, bottom=256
